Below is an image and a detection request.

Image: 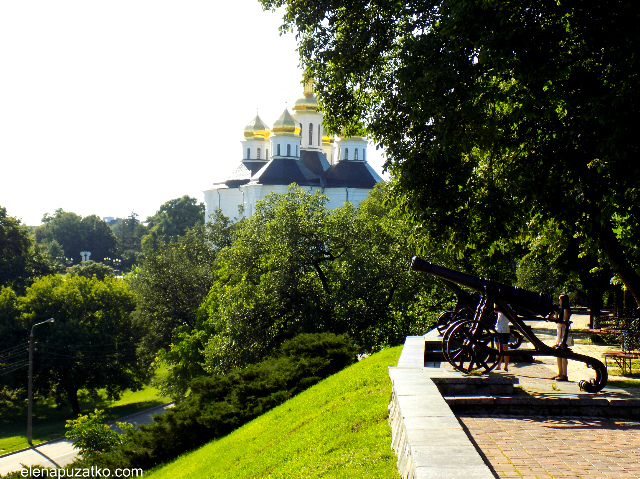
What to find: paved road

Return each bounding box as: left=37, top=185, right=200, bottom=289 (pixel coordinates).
left=0, top=403, right=172, bottom=476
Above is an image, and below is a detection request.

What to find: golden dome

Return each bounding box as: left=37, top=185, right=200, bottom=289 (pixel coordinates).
left=293, top=78, right=320, bottom=112
left=322, top=134, right=334, bottom=145
left=244, top=114, right=270, bottom=139
left=272, top=108, right=298, bottom=135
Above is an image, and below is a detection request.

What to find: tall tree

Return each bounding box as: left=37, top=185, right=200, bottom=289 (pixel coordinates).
left=34, top=210, right=117, bottom=265
left=110, top=212, right=147, bottom=271
left=18, top=274, right=147, bottom=414
left=0, top=286, right=26, bottom=391
left=142, top=196, right=205, bottom=251
left=163, top=186, right=442, bottom=392
left=0, top=206, right=52, bottom=291
left=260, top=0, right=640, bottom=304
left=129, top=220, right=230, bottom=360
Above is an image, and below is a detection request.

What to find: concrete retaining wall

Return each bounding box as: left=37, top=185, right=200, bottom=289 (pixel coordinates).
left=388, top=336, right=494, bottom=479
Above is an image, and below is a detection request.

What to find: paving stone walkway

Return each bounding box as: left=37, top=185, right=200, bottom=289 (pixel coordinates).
left=459, top=415, right=640, bottom=479
left=454, top=312, right=640, bottom=479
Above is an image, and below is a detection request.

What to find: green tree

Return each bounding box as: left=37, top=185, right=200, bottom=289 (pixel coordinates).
left=129, top=220, right=229, bottom=360
left=0, top=206, right=52, bottom=291
left=19, top=274, right=147, bottom=414
left=261, top=0, right=640, bottom=305
left=0, top=286, right=26, bottom=391
left=110, top=212, right=147, bottom=271
left=164, top=186, right=440, bottom=390
left=65, top=409, right=131, bottom=460
left=34, top=210, right=117, bottom=266
left=142, top=196, right=205, bottom=251
left=67, top=261, right=115, bottom=281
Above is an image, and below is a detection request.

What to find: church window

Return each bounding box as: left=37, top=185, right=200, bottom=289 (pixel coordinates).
left=257, top=148, right=261, bottom=159
left=296, top=145, right=298, bottom=156
left=299, top=123, right=302, bottom=136
left=266, top=149, right=269, bottom=159
left=355, top=148, right=358, bottom=160
left=345, top=148, right=349, bottom=160
left=309, top=123, right=313, bottom=146
left=247, top=148, right=250, bottom=159
left=363, top=149, right=366, bottom=162
left=318, top=125, right=321, bottom=146
left=277, top=144, right=281, bottom=156
left=287, top=144, right=291, bottom=156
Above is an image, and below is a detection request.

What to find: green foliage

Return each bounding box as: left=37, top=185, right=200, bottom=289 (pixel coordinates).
left=34, top=210, right=117, bottom=266
left=83, top=333, right=357, bottom=471
left=65, top=409, right=131, bottom=459
left=67, top=261, right=115, bottom=281
left=18, top=274, right=148, bottom=414
left=0, top=286, right=26, bottom=392
left=128, top=219, right=231, bottom=366
left=144, top=346, right=402, bottom=479
left=262, top=0, right=640, bottom=304
left=0, top=206, right=53, bottom=291
left=142, top=196, right=205, bottom=250
left=164, top=185, right=438, bottom=384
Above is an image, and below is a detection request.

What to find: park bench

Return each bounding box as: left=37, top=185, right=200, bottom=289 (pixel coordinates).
left=591, top=313, right=640, bottom=375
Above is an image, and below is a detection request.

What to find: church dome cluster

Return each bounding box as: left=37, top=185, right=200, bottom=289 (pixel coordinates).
left=204, top=76, right=382, bottom=221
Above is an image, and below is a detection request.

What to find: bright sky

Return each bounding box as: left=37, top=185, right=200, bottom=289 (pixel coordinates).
left=0, top=0, right=386, bottom=226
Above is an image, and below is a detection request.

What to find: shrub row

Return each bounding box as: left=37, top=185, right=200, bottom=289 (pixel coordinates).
left=79, top=333, right=357, bottom=471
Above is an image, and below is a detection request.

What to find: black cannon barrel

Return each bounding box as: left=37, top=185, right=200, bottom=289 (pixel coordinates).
left=410, top=256, right=555, bottom=316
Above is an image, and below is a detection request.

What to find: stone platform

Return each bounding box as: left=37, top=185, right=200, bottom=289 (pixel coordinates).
left=388, top=326, right=640, bottom=479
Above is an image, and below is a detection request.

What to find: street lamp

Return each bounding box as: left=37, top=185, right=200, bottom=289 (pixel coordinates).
left=27, top=318, right=54, bottom=446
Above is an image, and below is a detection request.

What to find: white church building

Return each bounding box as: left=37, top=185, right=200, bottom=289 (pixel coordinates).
left=203, top=79, right=382, bottom=222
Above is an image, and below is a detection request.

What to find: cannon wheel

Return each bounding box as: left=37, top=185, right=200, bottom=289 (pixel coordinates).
left=436, top=308, right=474, bottom=335
left=442, top=320, right=501, bottom=373
left=436, top=311, right=454, bottom=335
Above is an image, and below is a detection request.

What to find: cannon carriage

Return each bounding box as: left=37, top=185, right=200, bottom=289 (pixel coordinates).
left=411, top=256, right=608, bottom=393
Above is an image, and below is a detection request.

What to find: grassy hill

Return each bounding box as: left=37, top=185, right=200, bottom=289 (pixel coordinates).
left=146, top=346, right=403, bottom=479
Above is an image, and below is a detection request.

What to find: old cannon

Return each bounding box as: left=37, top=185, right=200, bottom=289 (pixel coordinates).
left=433, top=279, right=524, bottom=349
left=410, top=256, right=608, bottom=393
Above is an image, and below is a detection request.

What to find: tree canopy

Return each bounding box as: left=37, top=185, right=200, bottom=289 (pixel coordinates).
left=17, top=274, right=147, bottom=414
left=128, top=220, right=230, bottom=359
left=162, top=185, right=444, bottom=391
left=0, top=206, right=52, bottom=291
left=35, top=210, right=117, bottom=266
left=260, top=0, right=640, bottom=304
left=142, top=196, right=205, bottom=250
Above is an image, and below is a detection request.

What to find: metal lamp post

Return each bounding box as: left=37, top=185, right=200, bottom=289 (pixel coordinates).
left=27, top=318, right=54, bottom=446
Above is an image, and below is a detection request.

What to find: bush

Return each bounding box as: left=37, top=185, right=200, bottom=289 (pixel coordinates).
left=84, top=333, right=357, bottom=470
left=65, top=409, right=132, bottom=460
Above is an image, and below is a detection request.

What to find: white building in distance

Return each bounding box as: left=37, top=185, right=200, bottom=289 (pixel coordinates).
left=204, top=79, right=382, bottom=222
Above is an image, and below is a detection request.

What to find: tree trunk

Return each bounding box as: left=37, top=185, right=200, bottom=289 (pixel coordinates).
left=61, top=375, right=81, bottom=415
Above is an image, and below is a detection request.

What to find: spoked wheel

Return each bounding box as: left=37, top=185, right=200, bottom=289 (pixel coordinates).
left=436, top=308, right=473, bottom=335
left=443, top=320, right=501, bottom=373
left=436, top=311, right=456, bottom=335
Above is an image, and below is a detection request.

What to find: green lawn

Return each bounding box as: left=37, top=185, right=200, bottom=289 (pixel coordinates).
left=0, top=366, right=171, bottom=455
left=146, top=346, right=402, bottom=479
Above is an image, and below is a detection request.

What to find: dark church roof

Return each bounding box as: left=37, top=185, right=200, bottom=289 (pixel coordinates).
left=223, top=151, right=381, bottom=191
left=322, top=161, right=383, bottom=188
left=300, top=150, right=331, bottom=177
left=251, top=157, right=322, bottom=187
left=225, top=160, right=269, bottom=187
